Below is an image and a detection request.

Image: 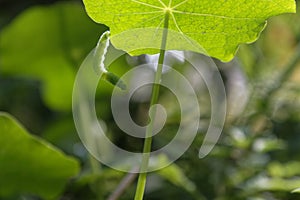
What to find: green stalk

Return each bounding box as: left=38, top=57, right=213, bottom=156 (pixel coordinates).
left=265, top=44, right=300, bottom=97
left=134, top=11, right=170, bottom=200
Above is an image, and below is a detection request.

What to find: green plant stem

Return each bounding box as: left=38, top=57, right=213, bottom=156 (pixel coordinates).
left=265, top=44, right=300, bottom=98
left=134, top=12, right=170, bottom=200
left=108, top=171, right=138, bottom=200
left=236, top=43, right=300, bottom=126
left=89, top=155, right=101, bottom=174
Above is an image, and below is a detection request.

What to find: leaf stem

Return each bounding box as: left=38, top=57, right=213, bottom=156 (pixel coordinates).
left=108, top=171, right=138, bottom=200
left=265, top=44, right=300, bottom=98
left=134, top=11, right=170, bottom=200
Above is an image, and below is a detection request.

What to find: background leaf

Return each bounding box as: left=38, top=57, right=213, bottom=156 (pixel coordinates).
left=0, top=2, right=105, bottom=111
left=0, top=112, right=80, bottom=199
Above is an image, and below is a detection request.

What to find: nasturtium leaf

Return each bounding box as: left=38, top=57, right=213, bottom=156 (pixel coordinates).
left=83, top=0, right=296, bottom=61
left=0, top=112, right=80, bottom=199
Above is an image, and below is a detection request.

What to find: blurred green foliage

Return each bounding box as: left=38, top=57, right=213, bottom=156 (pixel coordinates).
left=0, top=113, right=79, bottom=199
left=0, top=0, right=300, bottom=200
left=0, top=1, right=105, bottom=111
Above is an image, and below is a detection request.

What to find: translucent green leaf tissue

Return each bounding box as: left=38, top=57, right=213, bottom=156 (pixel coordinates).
left=83, top=0, right=296, bottom=61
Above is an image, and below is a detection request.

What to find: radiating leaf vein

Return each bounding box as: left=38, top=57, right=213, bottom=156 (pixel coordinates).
left=131, top=0, right=164, bottom=10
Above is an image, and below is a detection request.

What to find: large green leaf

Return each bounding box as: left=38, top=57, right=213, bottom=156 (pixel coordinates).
left=156, top=155, right=196, bottom=194
left=0, top=112, right=80, bottom=199
left=0, top=2, right=105, bottom=111
left=83, top=0, right=296, bottom=61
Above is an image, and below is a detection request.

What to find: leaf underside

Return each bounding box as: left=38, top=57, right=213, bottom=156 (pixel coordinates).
left=83, top=0, right=296, bottom=61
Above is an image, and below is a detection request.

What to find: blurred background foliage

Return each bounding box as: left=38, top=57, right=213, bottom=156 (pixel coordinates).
left=0, top=0, right=300, bottom=200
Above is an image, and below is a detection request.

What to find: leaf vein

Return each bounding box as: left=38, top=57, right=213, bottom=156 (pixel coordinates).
left=131, top=0, right=164, bottom=10
left=170, top=12, right=200, bottom=50
left=172, top=10, right=263, bottom=20
left=115, top=11, right=163, bottom=16
left=172, top=0, right=189, bottom=9
left=132, top=13, right=165, bottom=28
left=157, top=0, right=167, bottom=7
